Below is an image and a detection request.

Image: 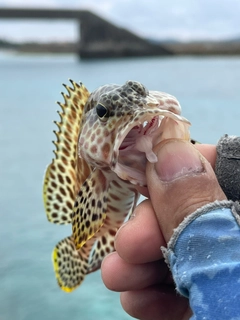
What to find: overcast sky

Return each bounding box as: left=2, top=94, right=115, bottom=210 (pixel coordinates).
left=0, top=0, right=239, bottom=42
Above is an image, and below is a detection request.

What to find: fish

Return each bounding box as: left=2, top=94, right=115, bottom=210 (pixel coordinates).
left=43, top=80, right=191, bottom=292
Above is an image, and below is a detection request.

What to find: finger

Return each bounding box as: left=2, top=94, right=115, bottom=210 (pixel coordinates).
left=120, top=285, right=191, bottom=320
left=194, top=144, right=216, bottom=169
left=146, top=139, right=226, bottom=242
left=102, top=252, right=169, bottom=291
left=114, top=199, right=165, bottom=264
left=138, top=144, right=217, bottom=198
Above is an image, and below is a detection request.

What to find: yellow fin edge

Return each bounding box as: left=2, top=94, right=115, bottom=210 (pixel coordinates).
left=52, top=248, right=76, bottom=293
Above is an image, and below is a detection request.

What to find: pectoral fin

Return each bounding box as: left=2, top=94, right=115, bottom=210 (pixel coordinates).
left=87, top=228, right=117, bottom=273
left=72, top=169, right=108, bottom=249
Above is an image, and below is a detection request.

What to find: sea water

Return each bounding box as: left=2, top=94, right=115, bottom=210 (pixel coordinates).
left=0, top=52, right=240, bottom=320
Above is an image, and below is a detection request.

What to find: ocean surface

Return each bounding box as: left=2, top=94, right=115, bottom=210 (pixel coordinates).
left=0, top=51, right=240, bottom=320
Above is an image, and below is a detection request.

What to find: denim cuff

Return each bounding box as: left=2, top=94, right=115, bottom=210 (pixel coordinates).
left=161, top=199, right=240, bottom=266
left=161, top=200, right=240, bottom=319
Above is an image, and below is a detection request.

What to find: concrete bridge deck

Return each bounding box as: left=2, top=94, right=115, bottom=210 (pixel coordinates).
left=0, top=7, right=172, bottom=58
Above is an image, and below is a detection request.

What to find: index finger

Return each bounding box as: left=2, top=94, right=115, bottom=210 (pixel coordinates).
left=115, top=199, right=165, bottom=264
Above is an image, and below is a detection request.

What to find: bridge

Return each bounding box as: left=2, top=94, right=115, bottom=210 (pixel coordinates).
left=0, top=7, right=172, bottom=59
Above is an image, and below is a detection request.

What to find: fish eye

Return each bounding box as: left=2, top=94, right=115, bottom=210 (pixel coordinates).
left=96, top=103, right=109, bottom=119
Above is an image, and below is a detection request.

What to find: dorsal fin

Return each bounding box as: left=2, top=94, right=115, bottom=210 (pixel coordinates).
left=43, top=80, right=91, bottom=224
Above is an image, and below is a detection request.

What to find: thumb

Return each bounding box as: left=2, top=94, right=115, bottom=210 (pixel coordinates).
left=146, top=139, right=227, bottom=243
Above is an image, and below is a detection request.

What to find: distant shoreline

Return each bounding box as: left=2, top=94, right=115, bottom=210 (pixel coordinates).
left=164, top=41, right=240, bottom=55
left=1, top=39, right=240, bottom=57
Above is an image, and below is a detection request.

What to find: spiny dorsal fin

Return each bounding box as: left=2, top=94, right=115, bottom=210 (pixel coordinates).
left=43, top=80, right=91, bottom=224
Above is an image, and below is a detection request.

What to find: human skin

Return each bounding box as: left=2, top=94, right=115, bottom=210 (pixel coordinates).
left=101, top=141, right=226, bottom=320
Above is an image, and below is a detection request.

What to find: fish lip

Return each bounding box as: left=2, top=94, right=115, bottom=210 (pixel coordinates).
left=111, top=108, right=190, bottom=186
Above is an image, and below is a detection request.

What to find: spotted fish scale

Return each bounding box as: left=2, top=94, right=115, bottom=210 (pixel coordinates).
left=43, top=80, right=191, bottom=292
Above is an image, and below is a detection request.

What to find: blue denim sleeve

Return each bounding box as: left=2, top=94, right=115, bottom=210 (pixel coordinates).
left=165, top=200, right=240, bottom=320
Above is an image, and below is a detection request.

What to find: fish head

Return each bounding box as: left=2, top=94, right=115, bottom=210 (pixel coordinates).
left=78, top=80, right=190, bottom=186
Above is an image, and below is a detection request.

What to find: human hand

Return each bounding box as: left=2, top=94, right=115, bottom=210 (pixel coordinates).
left=102, top=140, right=227, bottom=320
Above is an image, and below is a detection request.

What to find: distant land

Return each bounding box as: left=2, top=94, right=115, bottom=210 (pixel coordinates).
left=1, top=38, right=240, bottom=56
left=0, top=38, right=78, bottom=54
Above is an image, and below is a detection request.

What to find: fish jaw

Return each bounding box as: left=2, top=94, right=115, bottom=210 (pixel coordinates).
left=111, top=108, right=190, bottom=186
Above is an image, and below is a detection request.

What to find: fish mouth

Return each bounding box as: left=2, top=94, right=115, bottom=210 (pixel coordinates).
left=112, top=109, right=191, bottom=186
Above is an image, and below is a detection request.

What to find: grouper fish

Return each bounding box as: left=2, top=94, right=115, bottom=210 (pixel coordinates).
left=43, top=80, right=190, bottom=292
